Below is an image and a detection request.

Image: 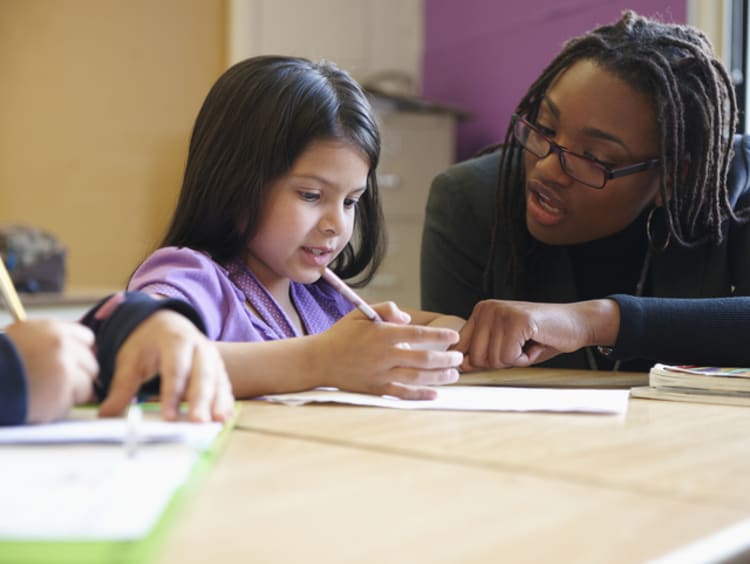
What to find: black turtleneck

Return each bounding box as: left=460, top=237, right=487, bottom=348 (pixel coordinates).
left=569, top=208, right=651, bottom=302
left=568, top=209, right=653, bottom=371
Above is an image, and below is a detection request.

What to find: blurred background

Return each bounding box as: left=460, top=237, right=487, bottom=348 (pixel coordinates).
left=0, top=0, right=738, bottom=310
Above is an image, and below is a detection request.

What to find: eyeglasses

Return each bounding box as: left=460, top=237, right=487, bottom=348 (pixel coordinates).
left=511, top=114, right=660, bottom=189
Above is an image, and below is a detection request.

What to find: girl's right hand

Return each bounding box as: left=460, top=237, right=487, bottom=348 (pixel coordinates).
left=311, top=302, right=463, bottom=400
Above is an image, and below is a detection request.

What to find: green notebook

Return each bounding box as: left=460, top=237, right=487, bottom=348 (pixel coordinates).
left=0, top=404, right=238, bottom=564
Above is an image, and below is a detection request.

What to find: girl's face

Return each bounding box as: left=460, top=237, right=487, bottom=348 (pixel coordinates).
left=523, top=59, right=662, bottom=245
left=246, top=139, right=370, bottom=297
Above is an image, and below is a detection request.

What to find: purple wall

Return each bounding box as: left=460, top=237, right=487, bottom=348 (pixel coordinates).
left=422, top=1, right=686, bottom=160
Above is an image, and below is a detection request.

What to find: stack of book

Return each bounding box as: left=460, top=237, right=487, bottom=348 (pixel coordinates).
left=631, top=364, right=750, bottom=406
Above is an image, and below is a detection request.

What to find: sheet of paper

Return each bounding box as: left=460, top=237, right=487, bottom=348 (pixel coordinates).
left=0, top=409, right=224, bottom=541
left=261, top=385, right=630, bottom=415
left=0, top=415, right=222, bottom=449
left=0, top=443, right=197, bottom=540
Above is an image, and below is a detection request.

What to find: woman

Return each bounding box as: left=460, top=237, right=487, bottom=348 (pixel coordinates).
left=421, top=11, right=750, bottom=371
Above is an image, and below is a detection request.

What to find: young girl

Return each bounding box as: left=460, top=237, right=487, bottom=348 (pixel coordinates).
left=421, top=11, right=750, bottom=371
left=129, top=55, right=463, bottom=400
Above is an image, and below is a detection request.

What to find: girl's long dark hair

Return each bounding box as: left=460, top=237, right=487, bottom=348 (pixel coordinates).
left=488, top=10, right=741, bottom=296
left=162, top=55, right=385, bottom=287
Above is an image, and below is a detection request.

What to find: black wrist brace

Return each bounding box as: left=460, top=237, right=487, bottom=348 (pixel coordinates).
left=80, top=292, right=206, bottom=401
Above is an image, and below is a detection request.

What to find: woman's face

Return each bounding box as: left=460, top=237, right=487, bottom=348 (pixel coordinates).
left=523, top=59, right=661, bottom=245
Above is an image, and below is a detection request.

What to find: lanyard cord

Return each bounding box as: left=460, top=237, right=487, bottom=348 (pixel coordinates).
left=585, top=246, right=652, bottom=372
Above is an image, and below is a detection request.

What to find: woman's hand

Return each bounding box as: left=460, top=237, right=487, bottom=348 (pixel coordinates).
left=455, top=299, right=620, bottom=371
left=99, top=310, right=234, bottom=422
left=6, top=319, right=97, bottom=423
left=311, top=302, right=463, bottom=399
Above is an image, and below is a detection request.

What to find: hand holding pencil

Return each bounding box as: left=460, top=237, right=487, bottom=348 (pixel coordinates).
left=315, top=267, right=462, bottom=400
left=4, top=317, right=98, bottom=423
left=1, top=255, right=98, bottom=423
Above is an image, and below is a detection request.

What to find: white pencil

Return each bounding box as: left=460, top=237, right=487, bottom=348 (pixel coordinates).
left=321, top=268, right=382, bottom=322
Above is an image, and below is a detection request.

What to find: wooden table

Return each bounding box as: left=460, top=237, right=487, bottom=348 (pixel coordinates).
left=154, top=369, right=750, bottom=563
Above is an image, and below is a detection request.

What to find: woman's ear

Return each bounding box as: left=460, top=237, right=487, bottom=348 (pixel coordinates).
left=676, top=154, right=691, bottom=185
left=656, top=158, right=691, bottom=207
left=655, top=152, right=690, bottom=208
left=650, top=174, right=667, bottom=207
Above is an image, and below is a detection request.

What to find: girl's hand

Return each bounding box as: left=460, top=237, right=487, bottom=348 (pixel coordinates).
left=6, top=319, right=98, bottom=423
left=99, top=310, right=234, bottom=422
left=455, top=299, right=620, bottom=371
left=312, top=302, right=463, bottom=400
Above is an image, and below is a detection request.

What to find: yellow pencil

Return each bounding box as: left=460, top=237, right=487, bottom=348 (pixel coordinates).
left=0, top=258, right=26, bottom=321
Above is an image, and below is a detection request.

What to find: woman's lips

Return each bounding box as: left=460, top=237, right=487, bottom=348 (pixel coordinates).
left=526, top=182, right=566, bottom=226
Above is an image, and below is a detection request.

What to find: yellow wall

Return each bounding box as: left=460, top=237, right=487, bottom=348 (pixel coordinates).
left=0, top=0, right=225, bottom=289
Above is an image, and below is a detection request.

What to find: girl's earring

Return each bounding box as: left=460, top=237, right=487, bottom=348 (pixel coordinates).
left=646, top=205, right=671, bottom=252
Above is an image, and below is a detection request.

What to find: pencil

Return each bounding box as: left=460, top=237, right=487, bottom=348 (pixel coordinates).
left=321, top=268, right=382, bottom=322
left=0, top=257, right=26, bottom=322
left=125, top=399, right=142, bottom=459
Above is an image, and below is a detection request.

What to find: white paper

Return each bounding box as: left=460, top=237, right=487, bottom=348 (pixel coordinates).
left=0, top=416, right=222, bottom=450
left=0, top=410, right=223, bottom=541
left=0, top=444, right=197, bottom=540
left=261, top=385, right=630, bottom=415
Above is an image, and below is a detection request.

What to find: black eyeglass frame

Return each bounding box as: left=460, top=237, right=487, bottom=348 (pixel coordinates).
left=511, top=113, right=661, bottom=189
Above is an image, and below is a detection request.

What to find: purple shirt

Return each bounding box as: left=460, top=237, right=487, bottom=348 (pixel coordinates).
left=128, top=247, right=354, bottom=342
